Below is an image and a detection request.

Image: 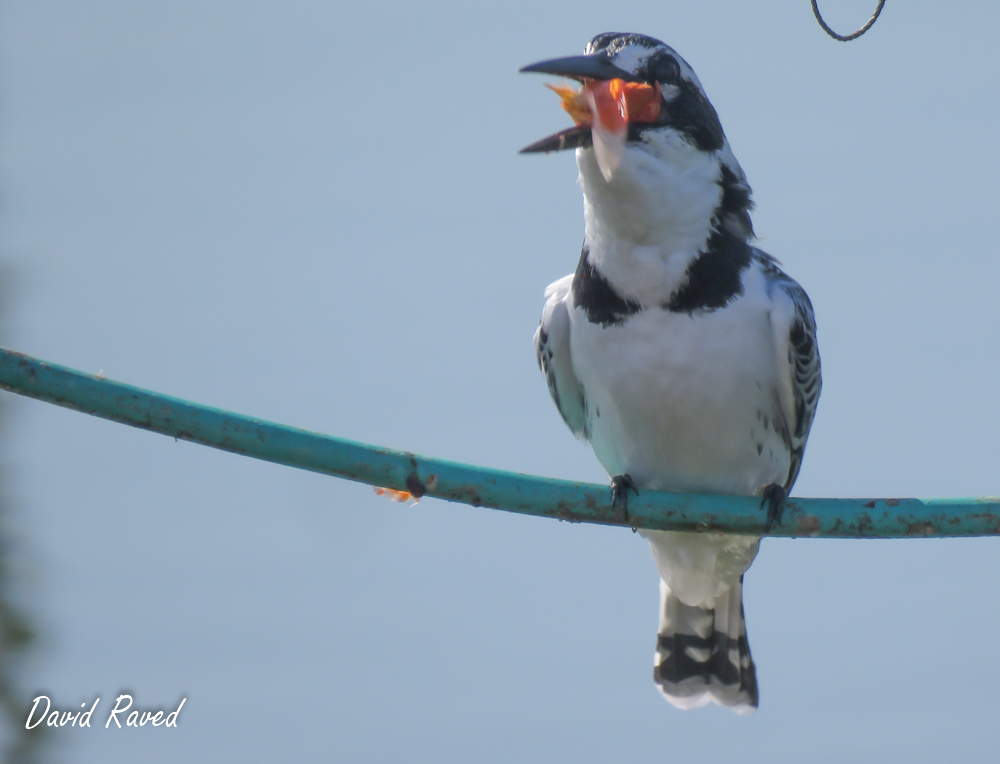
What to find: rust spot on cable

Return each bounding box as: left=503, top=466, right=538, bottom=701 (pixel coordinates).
left=795, top=514, right=822, bottom=537
left=905, top=521, right=935, bottom=537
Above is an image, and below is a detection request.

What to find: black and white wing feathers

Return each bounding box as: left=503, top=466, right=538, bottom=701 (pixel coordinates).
left=534, top=274, right=587, bottom=438
left=759, top=251, right=822, bottom=492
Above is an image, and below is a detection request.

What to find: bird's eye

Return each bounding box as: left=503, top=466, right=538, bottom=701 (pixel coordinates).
left=649, top=56, right=680, bottom=84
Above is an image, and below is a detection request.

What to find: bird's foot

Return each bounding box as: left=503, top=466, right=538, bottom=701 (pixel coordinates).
left=611, top=474, right=639, bottom=524
left=760, top=483, right=787, bottom=534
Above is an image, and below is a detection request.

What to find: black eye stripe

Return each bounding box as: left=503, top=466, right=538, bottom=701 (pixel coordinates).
left=640, top=52, right=680, bottom=84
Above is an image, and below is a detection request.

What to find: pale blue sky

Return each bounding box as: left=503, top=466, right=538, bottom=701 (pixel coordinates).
left=1, top=1, right=999, bottom=761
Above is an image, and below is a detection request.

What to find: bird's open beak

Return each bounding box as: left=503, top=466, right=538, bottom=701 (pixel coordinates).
left=519, top=53, right=661, bottom=182
left=520, top=53, right=643, bottom=83
left=519, top=53, right=638, bottom=155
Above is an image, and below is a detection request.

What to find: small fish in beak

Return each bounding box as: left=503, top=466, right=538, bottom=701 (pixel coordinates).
left=545, top=79, right=661, bottom=182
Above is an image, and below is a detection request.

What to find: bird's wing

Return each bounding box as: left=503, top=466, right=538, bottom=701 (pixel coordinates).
left=534, top=274, right=587, bottom=438
left=761, top=254, right=822, bottom=492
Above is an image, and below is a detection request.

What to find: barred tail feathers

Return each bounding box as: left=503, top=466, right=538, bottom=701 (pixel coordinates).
left=653, top=577, right=758, bottom=714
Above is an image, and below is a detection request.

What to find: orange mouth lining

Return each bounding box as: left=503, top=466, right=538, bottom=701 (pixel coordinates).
left=546, top=79, right=661, bottom=132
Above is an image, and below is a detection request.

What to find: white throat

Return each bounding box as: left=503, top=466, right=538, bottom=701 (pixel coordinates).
left=577, top=128, right=728, bottom=307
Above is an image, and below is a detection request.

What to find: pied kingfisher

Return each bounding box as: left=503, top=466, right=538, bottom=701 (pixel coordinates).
left=521, top=32, right=821, bottom=713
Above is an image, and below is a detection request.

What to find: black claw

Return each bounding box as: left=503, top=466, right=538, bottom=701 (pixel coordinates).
left=611, top=474, right=639, bottom=523
left=760, top=483, right=787, bottom=534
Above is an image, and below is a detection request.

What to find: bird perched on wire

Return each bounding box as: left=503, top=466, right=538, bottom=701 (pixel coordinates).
left=521, top=33, right=821, bottom=713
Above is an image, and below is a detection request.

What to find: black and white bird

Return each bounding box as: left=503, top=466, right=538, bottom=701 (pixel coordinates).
left=521, top=33, right=821, bottom=713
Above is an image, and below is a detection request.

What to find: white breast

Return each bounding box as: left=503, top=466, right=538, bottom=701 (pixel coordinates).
left=568, top=261, right=791, bottom=496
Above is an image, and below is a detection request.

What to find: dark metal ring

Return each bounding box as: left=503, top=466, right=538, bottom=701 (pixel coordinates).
left=812, top=0, right=886, bottom=41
